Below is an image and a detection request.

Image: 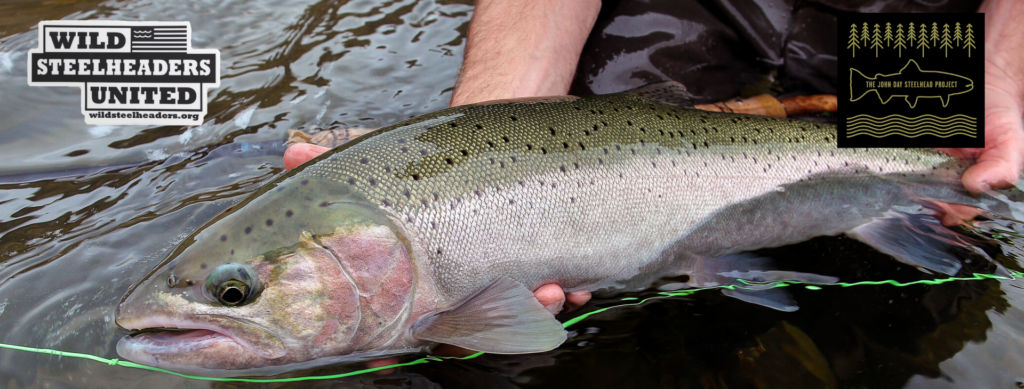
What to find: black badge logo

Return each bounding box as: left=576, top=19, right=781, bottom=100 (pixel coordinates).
left=28, top=21, right=220, bottom=125
left=838, top=14, right=984, bottom=148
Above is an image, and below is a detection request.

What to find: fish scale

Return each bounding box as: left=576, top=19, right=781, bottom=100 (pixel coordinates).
left=299, top=90, right=958, bottom=302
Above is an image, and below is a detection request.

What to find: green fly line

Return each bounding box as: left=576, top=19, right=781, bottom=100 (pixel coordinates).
left=0, top=269, right=1020, bottom=383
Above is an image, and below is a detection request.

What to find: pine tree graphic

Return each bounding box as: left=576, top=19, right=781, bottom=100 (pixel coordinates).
left=954, top=22, right=962, bottom=47
left=847, top=24, right=861, bottom=57
left=861, top=23, right=870, bottom=46
left=940, top=23, right=952, bottom=57
left=894, top=23, right=906, bottom=57
left=931, top=22, right=939, bottom=46
left=884, top=22, right=893, bottom=47
left=871, top=23, right=884, bottom=56
left=964, top=23, right=976, bottom=57
left=908, top=22, right=916, bottom=47
left=918, top=23, right=930, bottom=56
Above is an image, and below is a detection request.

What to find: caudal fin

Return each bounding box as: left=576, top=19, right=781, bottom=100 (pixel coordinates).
left=850, top=68, right=871, bottom=102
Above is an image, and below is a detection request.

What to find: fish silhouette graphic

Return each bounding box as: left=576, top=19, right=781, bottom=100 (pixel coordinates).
left=850, top=59, right=973, bottom=108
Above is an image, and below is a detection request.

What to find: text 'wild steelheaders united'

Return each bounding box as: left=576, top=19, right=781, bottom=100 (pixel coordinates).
left=27, top=21, right=220, bottom=126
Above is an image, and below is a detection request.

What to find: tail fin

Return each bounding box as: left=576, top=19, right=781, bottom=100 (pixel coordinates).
left=850, top=68, right=871, bottom=102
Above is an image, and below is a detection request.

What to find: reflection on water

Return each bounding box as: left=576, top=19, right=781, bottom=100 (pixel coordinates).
left=0, top=0, right=1023, bottom=388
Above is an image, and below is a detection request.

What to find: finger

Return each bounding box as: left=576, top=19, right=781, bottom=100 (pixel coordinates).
left=533, top=284, right=566, bottom=315
left=283, top=143, right=330, bottom=171
left=564, top=291, right=592, bottom=313
left=429, top=344, right=478, bottom=358
left=962, top=106, right=1024, bottom=194
left=365, top=357, right=399, bottom=375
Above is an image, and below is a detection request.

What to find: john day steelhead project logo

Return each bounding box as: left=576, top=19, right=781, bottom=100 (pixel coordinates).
left=838, top=14, right=984, bottom=148
left=27, top=21, right=220, bottom=126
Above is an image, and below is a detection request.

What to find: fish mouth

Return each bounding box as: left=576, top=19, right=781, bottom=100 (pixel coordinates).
left=116, top=316, right=286, bottom=372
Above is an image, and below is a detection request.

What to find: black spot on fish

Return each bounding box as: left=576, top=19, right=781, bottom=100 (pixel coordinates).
left=348, top=178, right=356, bottom=185
left=266, top=219, right=274, bottom=226
left=382, top=199, right=392, bottom=207
left=476, top=124, right=483, bottom=130
left=385, top=166, right=392, bottom=173
left=286, top=210, right=294, bottom=218
left=360, top=158, right=369, bottom=164
left=541, top=148, right=548, bottom=154
left=413, top=174, right=421, bottom=180
left=230, top=250, right=235, bottom=255
left=460, top=150, right=468, bottom=156
left=563, top=142, right=569, bottom=149
left=220, top=235, right=227, bottom=242
left=404, top=190, right=412, bottom=199
left=201, top=263, right=207, bottom=269
left=502, top=136, right=510, bottom=143
left=401, top=147, right=408, bottom=153
left=244, top=226, right=252, bottom=234
left=301, top=179, right=309, bottom=186
left=560, top=166, right=566, bottom=173
left=526, top=144, right=533, bottom=150
left=369, top=179, right=377, bottom=186
left=549, top=128, right=556, bottom=136
left=449, top=122, right=457, bottom=128
left=420, top=149, right=428, bottom=156
left=510, top=116, right=517, bottom=121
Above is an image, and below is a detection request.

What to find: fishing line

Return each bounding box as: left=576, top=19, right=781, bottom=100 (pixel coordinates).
left=0, top=270, right=1019, bottom=383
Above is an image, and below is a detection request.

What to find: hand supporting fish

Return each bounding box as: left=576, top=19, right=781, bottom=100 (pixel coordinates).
left=115, top=82, right=1024, bottom=375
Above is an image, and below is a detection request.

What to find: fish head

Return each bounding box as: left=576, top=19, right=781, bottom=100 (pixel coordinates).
left=115, top=174, right=421, bottom=374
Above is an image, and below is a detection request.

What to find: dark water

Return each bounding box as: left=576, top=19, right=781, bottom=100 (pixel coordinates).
left=1, top=1, right=1023, bottom=388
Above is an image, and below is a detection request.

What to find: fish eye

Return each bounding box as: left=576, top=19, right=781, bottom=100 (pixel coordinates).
left=205, top=263, right=260, bottom=306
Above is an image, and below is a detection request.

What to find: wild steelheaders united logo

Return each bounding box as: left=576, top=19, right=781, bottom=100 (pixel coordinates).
left=838, top=14, right=984, bottom=148
left=27, top=21, right=220, bottom=126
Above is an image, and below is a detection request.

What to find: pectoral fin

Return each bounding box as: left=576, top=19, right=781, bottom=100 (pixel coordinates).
left=411, top=276, right=567, bottom=354
left=847, top=211, right=981, bottom=275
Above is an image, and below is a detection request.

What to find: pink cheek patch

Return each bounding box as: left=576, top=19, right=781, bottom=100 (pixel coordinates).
left=291, top=245, right=363, bottom=351
left=320, top=227, right=414, bottom=347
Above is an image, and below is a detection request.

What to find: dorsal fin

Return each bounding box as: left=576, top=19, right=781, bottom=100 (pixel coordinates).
left=622, top=81, right=695, bottom=108
left=901, top=59, right=923, bottom=74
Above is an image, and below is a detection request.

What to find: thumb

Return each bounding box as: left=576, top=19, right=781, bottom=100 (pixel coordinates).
left=283, top=143, right=330, bottom=171
left=961, top=90, right=1024, bottom=194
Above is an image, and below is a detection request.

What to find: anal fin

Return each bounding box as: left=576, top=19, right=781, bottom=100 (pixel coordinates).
left=411, top=276, right=566, bottom=354
left=674, top=253, right=838, bottom=312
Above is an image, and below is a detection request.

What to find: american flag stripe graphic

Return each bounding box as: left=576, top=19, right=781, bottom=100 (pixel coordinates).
left=131, top=26, right=188, bottom=51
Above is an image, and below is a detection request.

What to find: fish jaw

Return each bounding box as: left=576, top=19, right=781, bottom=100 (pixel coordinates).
left=115, top=240, right=368, bottom=372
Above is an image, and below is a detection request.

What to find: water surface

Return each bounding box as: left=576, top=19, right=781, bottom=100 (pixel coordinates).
left=1, top=1, right=1023, bottom=388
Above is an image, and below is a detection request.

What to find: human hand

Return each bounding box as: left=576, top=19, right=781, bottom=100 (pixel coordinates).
left=283, top=143, right=593, bottom=374
left=938, top=0, right=1024, bottom=195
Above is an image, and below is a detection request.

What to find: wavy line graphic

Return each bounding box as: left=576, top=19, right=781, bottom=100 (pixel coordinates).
left=845, top=114, right=978, bottom=138
left=848, top=128, right=976, bottom=138
left=848, top=117, right=975, bottom=123
left=848, top=132, right=976, bottom=139
left=848, top=114, right=975, bottom=120
left=848, top=119, right=976, bottom=127
left=848, top=128, right=976, bottom=136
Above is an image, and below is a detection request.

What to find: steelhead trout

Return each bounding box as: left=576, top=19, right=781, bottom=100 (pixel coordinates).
left=115, top=82, right=1022, bottom=374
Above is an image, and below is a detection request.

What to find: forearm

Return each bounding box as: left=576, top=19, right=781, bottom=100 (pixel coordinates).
left=450, top=0, right=601, bottom=107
